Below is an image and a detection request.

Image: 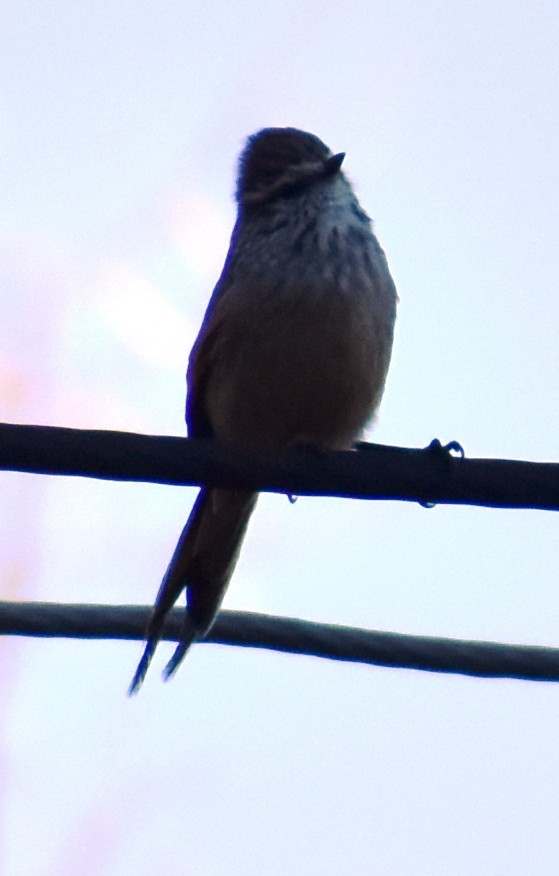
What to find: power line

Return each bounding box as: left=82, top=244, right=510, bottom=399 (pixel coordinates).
left=0, top=421, right=557, bottom=684
left=0, top=422, right=558, bottom=509
left=1, top=601, right=558, bottom=682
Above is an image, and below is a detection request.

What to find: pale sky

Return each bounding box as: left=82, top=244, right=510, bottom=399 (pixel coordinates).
left=1, top=2, right=559, bottom=874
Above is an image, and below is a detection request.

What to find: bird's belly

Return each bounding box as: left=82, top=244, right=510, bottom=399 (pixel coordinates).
left=207, top=291, right=391, bottom=450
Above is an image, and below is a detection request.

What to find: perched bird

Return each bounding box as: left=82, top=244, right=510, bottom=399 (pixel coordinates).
left=129, top=127, right=397, bottom=693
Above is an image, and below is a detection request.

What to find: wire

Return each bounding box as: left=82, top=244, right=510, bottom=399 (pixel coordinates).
left=0, top=421, right=557, bottom=684
left=0, top=422, right=558, bottom=509
left=1, top=601, right=558, bottom=683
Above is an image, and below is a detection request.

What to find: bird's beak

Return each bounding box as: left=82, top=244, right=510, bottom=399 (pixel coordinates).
left=324, top=152, right=346, bottom=176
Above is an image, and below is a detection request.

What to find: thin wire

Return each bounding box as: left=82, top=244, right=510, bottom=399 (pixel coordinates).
left=1, top=601, right=559, bottom=683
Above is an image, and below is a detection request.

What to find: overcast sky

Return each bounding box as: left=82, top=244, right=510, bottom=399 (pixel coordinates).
left=1, top=2, right=559, bottom=874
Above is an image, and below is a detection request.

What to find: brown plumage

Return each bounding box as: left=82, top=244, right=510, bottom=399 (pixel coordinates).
left=129, top=127, right=397, bottom=693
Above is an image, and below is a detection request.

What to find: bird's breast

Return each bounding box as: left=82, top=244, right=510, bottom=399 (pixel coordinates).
left=203, top=225, right=396, bottom=450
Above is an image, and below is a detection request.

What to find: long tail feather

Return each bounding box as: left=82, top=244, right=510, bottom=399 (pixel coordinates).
left=129, top=488, right=257, bottom=694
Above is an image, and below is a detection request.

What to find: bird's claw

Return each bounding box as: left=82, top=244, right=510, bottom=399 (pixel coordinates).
left=419, top=438, right=465, bottom=508
left=425, top=438, right=465, bottom=459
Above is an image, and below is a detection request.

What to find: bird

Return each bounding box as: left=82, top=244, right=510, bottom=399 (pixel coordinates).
left=129, top=127, right=397, bottom=693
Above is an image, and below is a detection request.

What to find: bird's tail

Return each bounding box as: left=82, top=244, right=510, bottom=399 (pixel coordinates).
left=129, top=487, right=258, bottom=694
